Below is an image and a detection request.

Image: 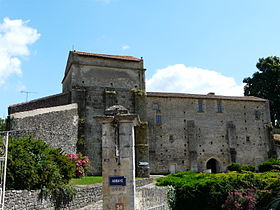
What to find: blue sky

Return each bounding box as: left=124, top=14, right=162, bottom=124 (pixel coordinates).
left=1, top=0, right=280, bottom=117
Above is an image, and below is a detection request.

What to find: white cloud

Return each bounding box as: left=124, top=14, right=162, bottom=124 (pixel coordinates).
left=0, top=17, right=40, bottom=85
left=146, top=64, right=244, bottom=96
left=122, top=45, right=130, bottom=50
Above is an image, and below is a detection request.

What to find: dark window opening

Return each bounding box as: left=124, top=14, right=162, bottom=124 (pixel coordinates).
left=198, top=100, right=203, bottom=112
left=255, top=110, right=261, bottom=120
left=217, top=100, right=222, bottom=113
left=169, top=135, right=174, bottom=143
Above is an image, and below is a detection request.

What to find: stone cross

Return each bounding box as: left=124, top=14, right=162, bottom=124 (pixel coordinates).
left=94, top=105, right=139, bottom=210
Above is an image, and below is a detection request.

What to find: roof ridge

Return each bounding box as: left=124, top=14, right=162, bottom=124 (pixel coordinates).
left=71, top=50, right=142, bottom=62
left=146, top=91, right=267, bottom=102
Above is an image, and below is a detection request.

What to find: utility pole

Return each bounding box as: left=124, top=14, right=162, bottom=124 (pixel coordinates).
left=20, top=91, right=36, bottom=101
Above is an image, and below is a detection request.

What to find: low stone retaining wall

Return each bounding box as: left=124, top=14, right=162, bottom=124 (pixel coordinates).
left=5, top=178, right=156, bottom=210
left=136, top=184, right=168, bottom=210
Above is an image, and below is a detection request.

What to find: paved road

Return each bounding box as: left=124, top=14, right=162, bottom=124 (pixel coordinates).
left=79, top=200, right=103, bottom=210
left=78, top=175, right=165, bottom=210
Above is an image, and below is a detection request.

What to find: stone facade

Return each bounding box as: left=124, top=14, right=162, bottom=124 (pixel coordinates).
left=147, top=92, right=272, bottom=173
left=8, top=50, right=274, bottom=175
left=9, top=104, right=78, bottom=153
left=62, top=51, right=148, bottom=176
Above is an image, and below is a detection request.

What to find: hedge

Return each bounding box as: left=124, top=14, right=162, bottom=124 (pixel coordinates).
left=157, top=171, right=280, bottom=210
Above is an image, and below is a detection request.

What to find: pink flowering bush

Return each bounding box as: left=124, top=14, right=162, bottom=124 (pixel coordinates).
left=222, top=188, right=257, bottom=210
left=67, top=153, right=90, bottom=178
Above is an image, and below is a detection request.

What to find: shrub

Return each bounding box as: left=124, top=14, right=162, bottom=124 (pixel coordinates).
left=6, top=136, right=76, bottom=207
left=241, top=165, right=255, bottom=172
left=166, top=185, right=176, bottom=209
left=227, top=163, right=242, bottom=172
left=67, top=153, right=90, bottom=178
left=258, top=159, right=280, bottom=172
left=227, top=163, right=255, bottom=172
left=222, top=188, right=257, bottom=210
left=0, top=118, right=6, bottom=131
left=156, top=171, right=280, bottom=210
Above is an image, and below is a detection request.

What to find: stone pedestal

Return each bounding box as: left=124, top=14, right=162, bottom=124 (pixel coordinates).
left=95, top=105, right=139, bottom=210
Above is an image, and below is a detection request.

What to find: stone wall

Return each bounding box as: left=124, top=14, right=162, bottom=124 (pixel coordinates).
left=73, top=86, right=138, bottom=174
left=8, top=92, right=71, bottom=115
left=5, top=184, right=102, bottom=210
left=9, top=104, right=78, bottom=153
left=70, top=87, right=148, bottom=175
left=147, top=93, right=272, bottom=174
left=136, top=184, right=168, bottom=210
left=4, top=178, right=156, bottom=210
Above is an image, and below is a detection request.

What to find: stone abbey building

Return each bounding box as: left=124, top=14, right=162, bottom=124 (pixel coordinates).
left=8, top=51, right=274, bottom=176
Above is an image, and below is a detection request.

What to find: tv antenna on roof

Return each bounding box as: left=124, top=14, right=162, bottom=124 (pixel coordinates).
left=20, top=91, right=36, bottom=101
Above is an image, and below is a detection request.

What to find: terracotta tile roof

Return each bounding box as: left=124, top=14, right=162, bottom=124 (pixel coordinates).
left=147, top=92, right=268, bottom=102
left=71, top=50, right=142, bottom=62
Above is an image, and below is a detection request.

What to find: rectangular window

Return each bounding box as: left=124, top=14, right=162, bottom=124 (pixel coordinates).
left=198, top=100, right=203, bottom=112
left=217, top=100, right=222, bottom=113
left=152, top=103, right=159, bottom=110
left=255, top=110, right=261, bottom=120
left=155, top=115, right=162, bottom=124
left=169, top=134, right=174, bottom=143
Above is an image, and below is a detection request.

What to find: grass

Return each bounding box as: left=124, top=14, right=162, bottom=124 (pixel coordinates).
left=69, top=176, right=147, bottom=185
left=70, top=176, right=103, bottom=185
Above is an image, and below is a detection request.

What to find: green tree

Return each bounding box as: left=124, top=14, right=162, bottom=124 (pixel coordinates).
left=5, top=136, right=76, bottom=207
left=0, top=118, right=5, bottom=131
left=243, top=56, right=280, bottom=126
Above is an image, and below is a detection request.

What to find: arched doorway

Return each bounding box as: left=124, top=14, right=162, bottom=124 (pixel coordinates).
left=206, top=158, right=220, bottom=173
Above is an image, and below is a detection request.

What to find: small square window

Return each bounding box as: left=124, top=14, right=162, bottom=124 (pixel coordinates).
left=198, top=100, right=203, bottom=112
